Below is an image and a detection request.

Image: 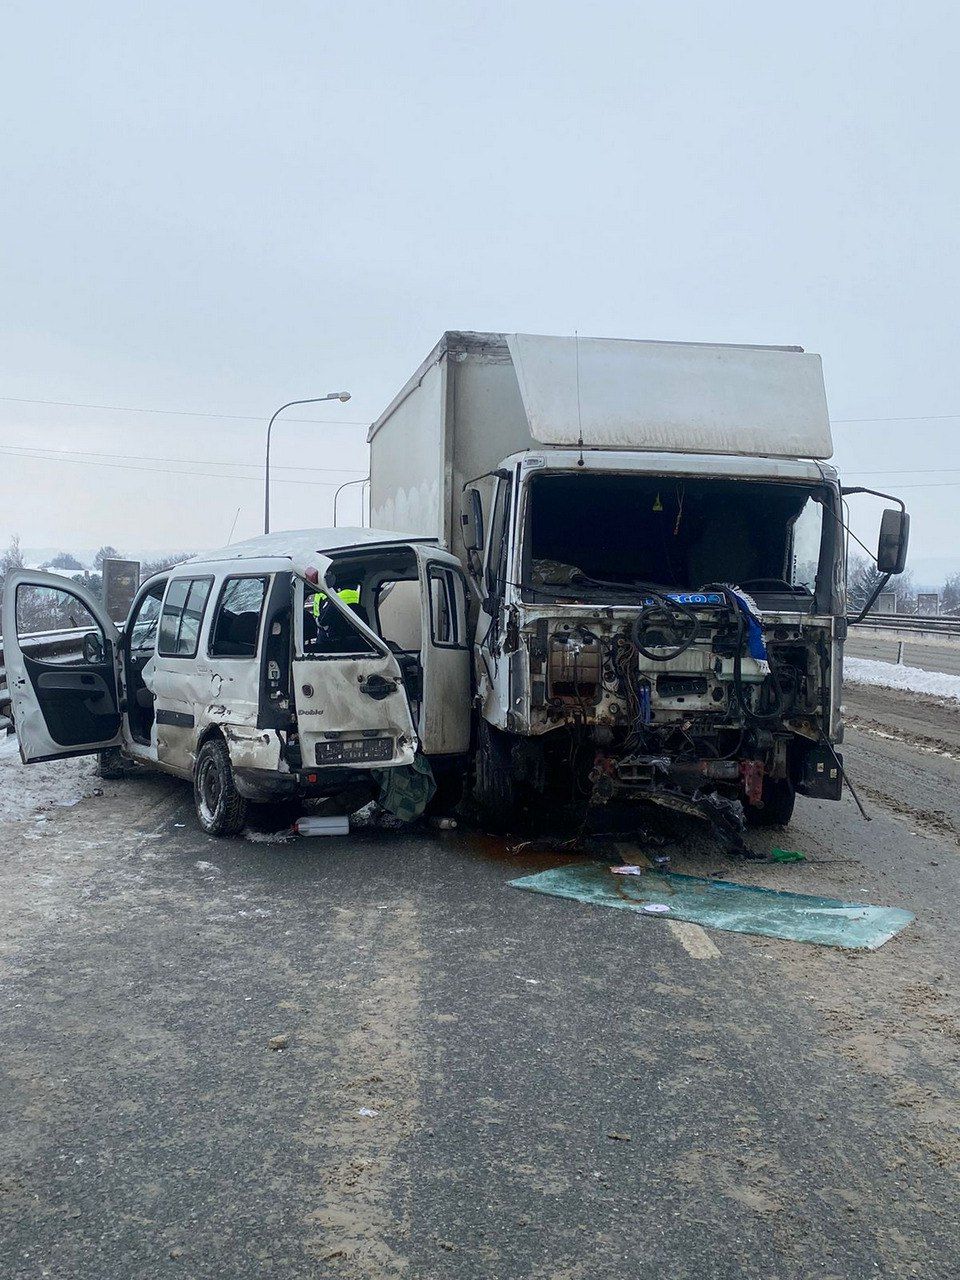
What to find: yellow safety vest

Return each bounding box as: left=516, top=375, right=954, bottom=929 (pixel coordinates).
left=311, top=587, right=360, bottom=619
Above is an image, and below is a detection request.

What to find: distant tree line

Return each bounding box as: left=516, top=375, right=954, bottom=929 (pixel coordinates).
left=0, top=536, right=195, bottom=636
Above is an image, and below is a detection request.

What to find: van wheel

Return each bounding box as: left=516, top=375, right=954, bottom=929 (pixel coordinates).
left=744, top=777, right=796, bottom=828
left=473, top=721, right=518, bottom=833
left=194, top=737, right=248, bottom=836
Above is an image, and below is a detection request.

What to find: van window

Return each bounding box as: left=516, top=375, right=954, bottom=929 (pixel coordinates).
left=428, top=566, right=465, bottom=646
left=158, top=577, right=213, bottom=657
left=209, top=576, right=269, bottom=658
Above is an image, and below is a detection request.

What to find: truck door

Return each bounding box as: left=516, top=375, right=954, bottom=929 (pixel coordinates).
left=292, top=557, right=419, bottom=772
left=413, top=548, right=471, bottom=756
left=1, top=569, right=123, bottom=762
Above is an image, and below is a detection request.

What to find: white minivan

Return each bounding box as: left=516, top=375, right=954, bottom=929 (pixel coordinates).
left=3, top=529, right=472, bottom=834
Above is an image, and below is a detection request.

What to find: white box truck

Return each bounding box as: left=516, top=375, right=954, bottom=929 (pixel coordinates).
left=369, top=332, right=908, bottom=838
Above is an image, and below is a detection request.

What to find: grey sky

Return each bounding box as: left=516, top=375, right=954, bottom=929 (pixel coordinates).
left=1, top=1, right=957, bottom=579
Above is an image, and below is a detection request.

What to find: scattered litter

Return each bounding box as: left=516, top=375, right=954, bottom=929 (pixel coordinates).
left=514, top=976, right=541, bottom=984
left=642, top=903, right=671, bottom=914
left=174, top=822, right=186, bottom=828
left=607, top=1131, right=632, bottom=1142
left=295, top=815, right=349, bottom=837
left=430, top=816, right=458, bottom=830
left=770, top=847, right=806, bottom=863
left=509, top=863, right=914, bottom=950
left=611, top=865, right=645, bottom=876
left=357, top=1107, right=379, bottom=1118
left=195, top=861, right=221, bottom=873
left=268, top=1034, right=289, bottom=1051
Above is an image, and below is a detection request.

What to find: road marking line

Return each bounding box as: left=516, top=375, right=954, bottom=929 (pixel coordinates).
left=666, top=920, right=721, bottom=959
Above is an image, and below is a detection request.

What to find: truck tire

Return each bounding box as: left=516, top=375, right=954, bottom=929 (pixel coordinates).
left=473, top=720, right=518, bottom=833
left=744, top=777, right=796, bottom=828
left=96, top=747, right=127, bottom=780
left=194, top=736, right=248, bottom=837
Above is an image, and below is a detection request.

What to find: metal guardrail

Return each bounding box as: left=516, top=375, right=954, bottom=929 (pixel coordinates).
left=848, top=613, right=960, bottom=636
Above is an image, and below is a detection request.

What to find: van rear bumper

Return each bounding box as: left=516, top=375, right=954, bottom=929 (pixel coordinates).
left=233, top=768, right=301, bottom=803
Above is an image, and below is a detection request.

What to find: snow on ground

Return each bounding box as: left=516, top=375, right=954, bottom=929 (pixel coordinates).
left=844, top=656, right=960, bottom=705
left=0, top=732, right=99, bottom=823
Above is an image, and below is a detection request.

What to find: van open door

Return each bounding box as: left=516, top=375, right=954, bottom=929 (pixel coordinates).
left=292, top=559, right=418, bottom=772
left=1, top=570, right=123, bottom=762
left=413, top=547, right=471, bottom=756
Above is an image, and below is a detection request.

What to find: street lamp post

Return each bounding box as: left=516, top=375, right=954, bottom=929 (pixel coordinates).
left=333, top=475, right=370, bottom=527
left=263, top=392, right=351, bottom=534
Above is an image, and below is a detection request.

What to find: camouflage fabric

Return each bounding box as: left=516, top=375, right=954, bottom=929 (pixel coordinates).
left=376, top=754, right=436, bottom=822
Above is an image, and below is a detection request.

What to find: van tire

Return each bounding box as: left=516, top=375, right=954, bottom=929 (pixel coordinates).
left=744, top=777, right=796, bottom=828
left=473, top=720, right=518, bottom=833
left=194, top=737, right=248, bottom=837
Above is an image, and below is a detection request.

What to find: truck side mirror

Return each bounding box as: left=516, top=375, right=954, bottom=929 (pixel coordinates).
left=877, top=508, right=909, bottom=574
left=460, top=487, right=484, bottom=553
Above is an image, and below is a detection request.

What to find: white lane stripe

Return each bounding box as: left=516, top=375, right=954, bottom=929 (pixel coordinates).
left=666, top=919, right=722, bottom=959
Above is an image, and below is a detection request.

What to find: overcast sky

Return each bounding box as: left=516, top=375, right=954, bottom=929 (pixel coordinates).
left=1, top=1, right=957, bottom=579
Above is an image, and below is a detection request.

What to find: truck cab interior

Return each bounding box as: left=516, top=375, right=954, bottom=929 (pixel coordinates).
left=522, top=472, right=835, bottom=612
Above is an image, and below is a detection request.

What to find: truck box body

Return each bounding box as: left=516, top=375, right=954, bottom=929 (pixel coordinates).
left=368, top=331, right=833, bottom=548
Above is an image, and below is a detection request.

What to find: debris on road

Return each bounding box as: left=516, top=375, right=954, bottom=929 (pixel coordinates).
left=606, top=1131, right=632, bottom=1142
left=268, top=1034, right=289, bottom=1051
left=295, top=815, right=349, bottom=836
left=770, top=847, right=807, bottom=863
left=509, top=863, right=915, bottom=949
left=357, top=1107, right=379, bottom=1118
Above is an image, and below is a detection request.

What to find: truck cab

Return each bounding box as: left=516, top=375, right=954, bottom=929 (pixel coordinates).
left=2, top=529, right=471, bottom=835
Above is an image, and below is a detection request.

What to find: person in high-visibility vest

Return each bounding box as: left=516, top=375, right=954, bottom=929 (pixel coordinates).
left=305, top=586, right=362, bottom=651
left=310, top=586, right=360, bottom=619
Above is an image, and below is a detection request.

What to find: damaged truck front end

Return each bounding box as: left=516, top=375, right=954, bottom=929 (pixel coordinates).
left=470, top=453, right=848, bottom=837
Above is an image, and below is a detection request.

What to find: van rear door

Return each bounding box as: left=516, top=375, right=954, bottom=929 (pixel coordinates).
left=292, top=559, right=418, bottom=772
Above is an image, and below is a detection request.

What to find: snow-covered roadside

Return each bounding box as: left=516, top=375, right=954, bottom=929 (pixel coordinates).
left=844, top=656, right=960, bottom=705
left=0, top=732, right=100, bottom=823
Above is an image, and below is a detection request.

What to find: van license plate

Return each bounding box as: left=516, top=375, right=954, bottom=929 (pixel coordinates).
left=315, top=737, right=394, bottom=765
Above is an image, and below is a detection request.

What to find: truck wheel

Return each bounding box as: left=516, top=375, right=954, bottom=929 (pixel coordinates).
left=96, top=747, right=127, bottom=780
left=194, top=736, right=248, bottom=837
left=745, top=777, right=796, bottom=828
left=473, top=721, right=518, bottom=833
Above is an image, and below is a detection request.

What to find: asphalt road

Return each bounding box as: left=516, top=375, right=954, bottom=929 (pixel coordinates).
left=1, top=684, right=959, bottom=1279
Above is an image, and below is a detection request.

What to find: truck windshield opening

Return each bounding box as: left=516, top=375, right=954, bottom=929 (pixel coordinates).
left=523, top=472, right=828, bottom=602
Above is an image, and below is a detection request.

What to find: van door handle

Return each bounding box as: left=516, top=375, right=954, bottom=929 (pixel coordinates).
left=359, top=674, right=398, bottom=700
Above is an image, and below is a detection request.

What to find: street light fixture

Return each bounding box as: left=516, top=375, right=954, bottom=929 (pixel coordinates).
left=333, top=475, right=370, bottom=527
left=263, top=392, right=351, bottom=534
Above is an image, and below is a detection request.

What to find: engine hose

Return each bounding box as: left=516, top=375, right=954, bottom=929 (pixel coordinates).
left=699, top=583, right=785, bottom=725
left=627, top=591, right=700, bottom=662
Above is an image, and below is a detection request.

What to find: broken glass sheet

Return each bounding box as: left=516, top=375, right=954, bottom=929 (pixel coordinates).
left=509, top=863, right=914, bottom=950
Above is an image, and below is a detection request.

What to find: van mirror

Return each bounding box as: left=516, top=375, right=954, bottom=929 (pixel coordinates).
left=878, top=508, right=909, bottom=574
left=460, top=487, right=484, bottom=553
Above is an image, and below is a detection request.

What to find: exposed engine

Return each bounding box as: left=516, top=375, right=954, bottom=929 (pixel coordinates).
left=519, top=589, right=838, bottom=836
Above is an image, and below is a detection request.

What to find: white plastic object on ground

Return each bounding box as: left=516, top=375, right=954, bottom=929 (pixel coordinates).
left=642, top=903, right=672, bottom=914
left=296, top=815, right=350, bottom=836
left=611, top=864, right=645, bottom=876
left=844, top=656, right=960, bottom=704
